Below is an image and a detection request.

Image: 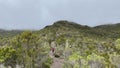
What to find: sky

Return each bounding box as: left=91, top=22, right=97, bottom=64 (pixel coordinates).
left=0, top=0, right=120, bottom=30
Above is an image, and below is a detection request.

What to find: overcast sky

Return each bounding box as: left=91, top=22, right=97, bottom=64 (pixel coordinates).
left=0, top=0, right=120, bottom=30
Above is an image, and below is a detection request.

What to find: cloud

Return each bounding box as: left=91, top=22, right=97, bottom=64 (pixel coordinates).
left=0, top=0, right=120, bottom=29
left=44, top=0, right=120, bottom=26
left=0, top=0, right=42, bottom=29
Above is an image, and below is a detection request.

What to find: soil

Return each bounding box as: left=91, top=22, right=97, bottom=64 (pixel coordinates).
left=51, top=58, right=64, bottom=68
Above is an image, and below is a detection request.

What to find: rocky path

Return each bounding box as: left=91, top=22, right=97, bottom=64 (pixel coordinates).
left=49, top=51, right=65, bottom=68
left=51, top=57, right=64, bottom=68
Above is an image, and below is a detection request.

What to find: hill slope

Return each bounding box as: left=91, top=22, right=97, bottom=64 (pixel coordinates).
left=39, top=20, right=120, bottom=40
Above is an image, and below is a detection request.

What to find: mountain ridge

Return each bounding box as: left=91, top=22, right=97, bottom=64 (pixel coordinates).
left=0, top=20, right=120, bottom=39
left=40, top=20, right=120, bottom=40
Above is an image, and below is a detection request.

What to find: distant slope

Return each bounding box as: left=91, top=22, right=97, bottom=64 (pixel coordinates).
left=39, top=20, right=92, bottom=40
left=0, top=29, right=23, bottom=38
left=94, top=23, right=120, bottom=39
left=94, top=23, right=120, bottom=31
left=39, top=20, right=120, bottom=40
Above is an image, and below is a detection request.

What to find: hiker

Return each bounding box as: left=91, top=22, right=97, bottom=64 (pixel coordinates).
left=50, top=41, right=56, bottom=54
left=51, top=47, right=55, bottom=54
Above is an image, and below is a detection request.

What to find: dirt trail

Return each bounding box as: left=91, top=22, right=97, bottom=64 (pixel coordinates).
left=51, top=57, right=64, bottom=68
left=49, top=51, right=65, bottom=68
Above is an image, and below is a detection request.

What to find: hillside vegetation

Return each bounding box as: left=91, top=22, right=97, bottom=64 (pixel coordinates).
left=0, top=20, right=120, bottom=68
